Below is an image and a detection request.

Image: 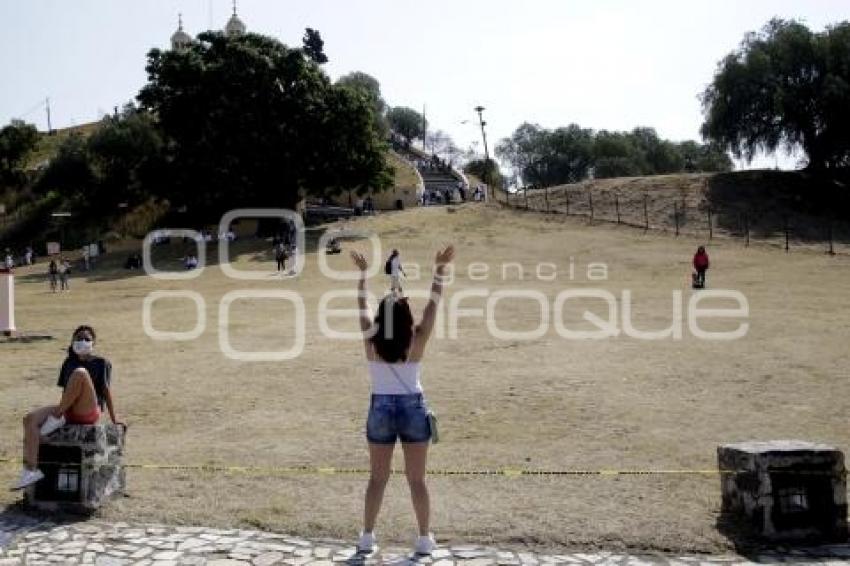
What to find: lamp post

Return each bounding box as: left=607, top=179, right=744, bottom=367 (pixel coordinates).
left=474, top=105, right=492, bottom=200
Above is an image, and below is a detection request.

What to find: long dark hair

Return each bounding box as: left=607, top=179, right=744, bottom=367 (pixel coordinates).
left=371, top=296, right=414, bottom=363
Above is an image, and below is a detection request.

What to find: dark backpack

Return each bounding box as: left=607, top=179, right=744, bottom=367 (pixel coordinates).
left=384, top=258, right=393, bottom=275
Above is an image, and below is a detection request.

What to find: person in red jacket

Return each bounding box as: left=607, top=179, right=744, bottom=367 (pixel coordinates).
left=693, top=246, right=709, bottom=288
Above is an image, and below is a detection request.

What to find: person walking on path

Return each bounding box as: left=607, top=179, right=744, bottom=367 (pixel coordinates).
left=48, top=259, right=59, bottom=292
left=385, top=249, right=406, bottom=293
left=693, top=246, right=710, bottom=288
left=58, top=258, right=71, bottom=291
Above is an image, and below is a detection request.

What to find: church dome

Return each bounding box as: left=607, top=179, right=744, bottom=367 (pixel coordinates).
left=170, top=14, right=192, bottom=50
left=225, top=2, right=246, bottom=37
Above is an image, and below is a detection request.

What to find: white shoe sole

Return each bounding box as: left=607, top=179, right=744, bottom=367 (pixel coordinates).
left=10, top=472, right=44, bottom=491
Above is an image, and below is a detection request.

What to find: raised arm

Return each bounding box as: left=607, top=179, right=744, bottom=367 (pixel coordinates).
left=350, top=251, right=372, bottom=333
left=417, top=245, right=455, bottom=342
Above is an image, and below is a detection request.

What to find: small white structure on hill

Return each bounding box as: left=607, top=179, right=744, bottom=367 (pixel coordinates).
left=169, top=1, right=247, bottom=49
left=225, top=1, right=247, bottom=37
left=170, top=14, right=192, bottom=50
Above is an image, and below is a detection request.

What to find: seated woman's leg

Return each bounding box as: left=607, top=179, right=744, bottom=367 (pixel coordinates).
left=57, top=369, right=98, bottom=418
left=23, top=405, right=58, bottom=469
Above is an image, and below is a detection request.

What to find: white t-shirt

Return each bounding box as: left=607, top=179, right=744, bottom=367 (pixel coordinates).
left=390, top=256, right=401, bottom=277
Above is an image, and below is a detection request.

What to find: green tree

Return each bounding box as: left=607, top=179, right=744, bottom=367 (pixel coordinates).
left=701, top=19, right=850, bottom=170
left=628, top=127, right=684, bottom=174
left=592, top=131, right=643, bottom=178
left=302, top=28, right=328, bottom=64
left=387, top=106, right=426, bottom=144
left=0, top=120, right=40, bottom=187
left=464, top=158, right=504, bottom=189
left=86, top=105, right=165, bottom=212
left=137, top=30, right=390, bottom=220
left=336, top=71, right=387, bottom=136
left=678, top=141, right=733, bottom=173
left=336, top=71, right=385, bottom=116
left=495, top=122, right=545, bottom=184
left=35, top=133, right=94, bottom=199
left=540, top=125, right=595, bottom=184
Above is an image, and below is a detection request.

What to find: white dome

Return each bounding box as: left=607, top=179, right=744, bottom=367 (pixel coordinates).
left=225, top=14, right=246, bottom=36
left=170, top=15, right=191, bottom=50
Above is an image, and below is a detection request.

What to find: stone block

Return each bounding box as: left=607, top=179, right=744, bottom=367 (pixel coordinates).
left=718, top=440, right=847, bottom=541
left=26, top=424, right=125, bottom=513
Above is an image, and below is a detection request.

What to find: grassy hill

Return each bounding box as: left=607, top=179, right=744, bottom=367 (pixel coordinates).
left=1, top=122, right=421, bottom=248
left=514, top=170, right=850, bottom=250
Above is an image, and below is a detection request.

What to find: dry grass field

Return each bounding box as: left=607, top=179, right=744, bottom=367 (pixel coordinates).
left=1, top=202, right=849, bottom=554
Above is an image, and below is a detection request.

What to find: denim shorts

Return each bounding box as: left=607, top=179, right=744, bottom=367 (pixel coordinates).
left=366, top=394, right=432, bottom=444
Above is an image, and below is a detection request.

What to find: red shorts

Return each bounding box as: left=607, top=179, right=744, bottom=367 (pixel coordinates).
left=65, top=407, right=101, bottom=425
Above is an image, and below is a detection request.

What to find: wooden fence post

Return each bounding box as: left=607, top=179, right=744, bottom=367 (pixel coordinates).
left=524, top=187, right=529, bottom=210
left=588, top=190, right=594, bottom=223
left=565, top=191, right=570, bottom=215
left=674, top=203, right=680, bottom=236
left=643, top=194, right=649, bottom=231
left=545, top=186, right=550, bottom=213
left=707, top=206, right=713, bottom=240
left=827, top=221, right=835, bottom=255
left=615, top=194, right=621, bottom=224
left=784, top=215, right=789, bottom=252
left=744, top=212, right=750, bottom=247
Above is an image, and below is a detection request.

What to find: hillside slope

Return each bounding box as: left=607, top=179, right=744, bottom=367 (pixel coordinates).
left=513, top=170, right=850, bottom=249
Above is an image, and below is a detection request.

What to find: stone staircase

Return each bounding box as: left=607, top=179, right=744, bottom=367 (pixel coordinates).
left=391, top=136, right=467, bottom=204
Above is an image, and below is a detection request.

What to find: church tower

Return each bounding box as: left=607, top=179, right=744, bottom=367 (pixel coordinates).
left=224, top=1, right=246, bottom=37
left=170, top=14, right=192, bottom=50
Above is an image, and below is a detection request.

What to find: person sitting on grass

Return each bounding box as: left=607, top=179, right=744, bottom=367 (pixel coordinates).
left=326, top=237, right=342, bottom=255
left=693, top=245, right=710, bottom=288
left=12, top=325, right=123, bottom=491
left=350, top=244, right=455, bottom=557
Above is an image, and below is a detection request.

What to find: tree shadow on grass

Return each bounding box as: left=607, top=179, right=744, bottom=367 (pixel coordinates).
left=706, top=170, right=850, bottom=245
left=11, top=225, right=376, bottom=286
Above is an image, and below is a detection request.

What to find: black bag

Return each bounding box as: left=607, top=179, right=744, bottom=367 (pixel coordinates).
left=384, top=258, right=392, bottom=275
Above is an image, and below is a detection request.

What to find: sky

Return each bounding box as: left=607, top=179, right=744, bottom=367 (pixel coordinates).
left=2, top=0, right=849, bottom=171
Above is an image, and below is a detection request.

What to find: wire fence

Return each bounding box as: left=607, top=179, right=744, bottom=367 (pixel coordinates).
left=491, top=183, right=850, bottom=256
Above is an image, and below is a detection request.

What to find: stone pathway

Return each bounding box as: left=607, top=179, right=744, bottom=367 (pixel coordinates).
left=2, top=514, right=850, bottom=566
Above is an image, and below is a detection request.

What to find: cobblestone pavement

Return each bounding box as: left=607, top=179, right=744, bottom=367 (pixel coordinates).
left=2, top=514, right=850, bottom=566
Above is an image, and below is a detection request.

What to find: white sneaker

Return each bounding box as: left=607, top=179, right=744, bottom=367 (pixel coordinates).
left=40, top=414, right=65, bottom=436
left=414, top=533, right=436, bottom=556
left=10, top=468, right=44, bottom=491
left=356, top=531, right=377, bottom=554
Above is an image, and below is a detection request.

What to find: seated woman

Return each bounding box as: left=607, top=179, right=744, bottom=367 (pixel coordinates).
left=12, top=325, right=123, bottom=490
left=326, top=237, right=342, bottom=255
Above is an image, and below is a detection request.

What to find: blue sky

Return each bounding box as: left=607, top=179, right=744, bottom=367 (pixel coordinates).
left=2, top=0, right=848, bottom=170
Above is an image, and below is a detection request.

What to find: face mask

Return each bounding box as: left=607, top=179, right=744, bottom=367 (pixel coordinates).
left=72, top=339, right=93, bottom=356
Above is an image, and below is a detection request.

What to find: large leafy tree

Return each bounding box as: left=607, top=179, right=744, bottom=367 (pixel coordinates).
left=495, top=122, right=545, bottom=184
left=137, top=30, right=390, bottom=220
left=701, top=19, right=850, bottom=170
left=86, top=106, right=165, bottom=212
left=387, top=106, right=426, bottom=144
left=336, top=71, right=388, bottom=137
left=464, top=158, right=504, bottom=189
left=336, top=71, right=385, bottom=116
left=0, top=120, right=39, bottom=187
left=498, top=122, right=729, bottom=183
left=35, top=133, right=94, bottom=200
